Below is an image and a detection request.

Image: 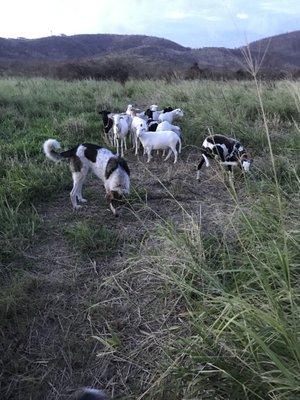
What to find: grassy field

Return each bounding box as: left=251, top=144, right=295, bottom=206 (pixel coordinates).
left=0, top=77, right=299, bottom=399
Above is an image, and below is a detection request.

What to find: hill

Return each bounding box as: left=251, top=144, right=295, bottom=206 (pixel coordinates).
left=0, top=31, right=299, bottom=78
left=0, top=34, right=186, bottom=60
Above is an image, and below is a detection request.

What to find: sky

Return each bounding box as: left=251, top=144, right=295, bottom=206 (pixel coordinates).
left=1, top=0, right=299, bottom=48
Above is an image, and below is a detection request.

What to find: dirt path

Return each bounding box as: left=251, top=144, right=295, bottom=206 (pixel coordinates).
left=4, top=149, right=240, bottom=399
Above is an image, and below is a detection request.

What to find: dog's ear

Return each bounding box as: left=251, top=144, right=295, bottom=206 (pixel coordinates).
left=117, top=157, right=130, bottom=176
left=105, top=157, right=130, bottom=179
left=105, top=157, right=119, bottom=179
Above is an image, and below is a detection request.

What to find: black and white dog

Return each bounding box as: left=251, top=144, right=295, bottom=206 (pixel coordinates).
left=197, top=134, right=253, bottom=179
left=43, top=139, right=130, bottom=215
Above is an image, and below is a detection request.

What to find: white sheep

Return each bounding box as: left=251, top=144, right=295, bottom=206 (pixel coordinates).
left=154, top=121, right=182, bottom=157
left=136, top=126, right=181, bottom=163
left=112, top=114, right=131, bottom=156
left=158, top=108, right=184, bottom=124
left=156, top=121, right=182, bottom=137
left=125, top=104, right=134, bottom=116
left=126, top=104, right=147, bottom=120
left=130, top=115, right=148, bottom=154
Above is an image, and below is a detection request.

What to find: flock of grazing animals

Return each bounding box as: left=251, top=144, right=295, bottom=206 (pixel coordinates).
left=99, top=104, right=183, bottom=160
left=43, top=103, right=252, bottom=216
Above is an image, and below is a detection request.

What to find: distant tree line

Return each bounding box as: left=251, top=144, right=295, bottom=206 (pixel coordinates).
left=0, top=58, right=299, bottom=82
left=184, top=62, right=300, bottom=81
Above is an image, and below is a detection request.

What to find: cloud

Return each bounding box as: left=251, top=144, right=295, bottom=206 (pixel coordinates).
left=236, top=12, right=249, bottom=19
left=165, top=8, right=221, bottom=21
left=165, top=10, right=190, bottom=20
left=260, top=0, right=300, bottom=14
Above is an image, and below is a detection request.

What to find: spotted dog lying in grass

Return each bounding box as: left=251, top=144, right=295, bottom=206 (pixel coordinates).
left=197, top=134, right=253, bottom=179
left=43, top=139, right=130, bottom=216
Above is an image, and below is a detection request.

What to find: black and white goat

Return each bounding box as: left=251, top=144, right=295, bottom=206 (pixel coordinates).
left=196, top=134, right=252, bottom=179
left=99, top=110, right=114, bottom=145
left=144, top=106, right=174, bottom=121
left=147, top=119, right=159, bottom=131
left=43, top=139, right=130, bottom=216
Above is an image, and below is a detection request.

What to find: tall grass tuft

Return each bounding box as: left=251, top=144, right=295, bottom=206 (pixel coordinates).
left=133, top=190, right=299, bottom=399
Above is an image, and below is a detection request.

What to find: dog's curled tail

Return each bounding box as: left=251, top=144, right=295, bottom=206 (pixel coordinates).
left=43, top=139, right=62, bottom=162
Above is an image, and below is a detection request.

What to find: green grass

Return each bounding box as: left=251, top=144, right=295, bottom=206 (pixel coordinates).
left=135, top=195, right=299, bottom=399
left=65, top=220, right=119, bottom=257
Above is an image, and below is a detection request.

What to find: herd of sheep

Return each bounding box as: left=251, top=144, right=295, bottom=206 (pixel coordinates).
left=99, top=104, right=184, bottom=162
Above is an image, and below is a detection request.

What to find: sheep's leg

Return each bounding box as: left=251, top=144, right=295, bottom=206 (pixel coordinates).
left=116, top=138, right=120, bottom=156
left=124, top=136, right=127, bottom=151
left=135, top=136, right=139, bottom=155
left=172, top=147, right=178, bottom=163
left=164, top=148, right=172, bottom=161
left=178, top=138, right=182, bottom=153
left=114, top=133, right=118, bottom=148
left=147, top=147, right=152, bottom=162
left=121, top=138, right=124, bottom=157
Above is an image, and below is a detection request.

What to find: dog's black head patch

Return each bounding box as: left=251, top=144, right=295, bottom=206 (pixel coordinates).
left=105, top=157, right=130, bottom=179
